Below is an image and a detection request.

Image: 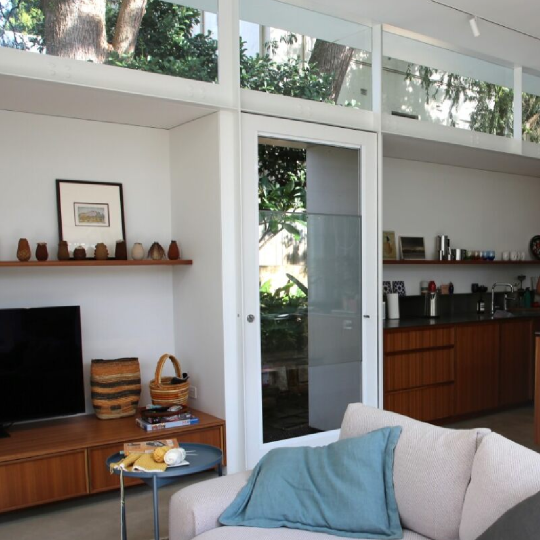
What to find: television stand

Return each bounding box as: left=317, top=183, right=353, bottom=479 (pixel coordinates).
left=0, top=408, right=225, bottom=513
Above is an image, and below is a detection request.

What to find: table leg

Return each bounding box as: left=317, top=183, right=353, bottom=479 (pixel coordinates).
left=120, top=471, right=127, bottom=540
left=217, top=464, right=223, bottom=477
left=152, top=475, right=160, bottom=540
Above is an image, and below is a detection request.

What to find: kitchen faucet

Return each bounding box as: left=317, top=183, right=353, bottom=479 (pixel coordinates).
left=491, top=283, right=515, bottom=315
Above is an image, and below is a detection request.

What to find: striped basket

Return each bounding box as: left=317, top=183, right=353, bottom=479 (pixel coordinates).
left=149, top=354, right=189, bottom=407
left=91, top=358, right=141, bottom=420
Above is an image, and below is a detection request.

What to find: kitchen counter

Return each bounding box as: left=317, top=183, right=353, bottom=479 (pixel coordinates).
left=384, top=310, right=540, bottom=330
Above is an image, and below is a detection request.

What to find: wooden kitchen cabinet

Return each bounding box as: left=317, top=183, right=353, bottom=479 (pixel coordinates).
left=499, top=319, right=533, bottom=407
left=384, top=327, right=456, bottom=422
left=455, top=323, right=500, bottom=415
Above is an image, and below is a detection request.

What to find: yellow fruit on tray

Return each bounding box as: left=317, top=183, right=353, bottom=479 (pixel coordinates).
left=153, top=447, right=168, bottom=463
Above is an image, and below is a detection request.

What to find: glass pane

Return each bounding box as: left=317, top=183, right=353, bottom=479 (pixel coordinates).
left=0, top=0, right=219, bottom=83
left=258, top=139, right=362, bottom=444
left=523, top=73, right=540, bottom=143
left=240, top=0, right=372, bottom=111
left=383, top=31, right=514, bottom=137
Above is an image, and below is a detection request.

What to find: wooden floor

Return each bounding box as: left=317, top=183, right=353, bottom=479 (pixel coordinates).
left=447, top=405, right=539, bottom=451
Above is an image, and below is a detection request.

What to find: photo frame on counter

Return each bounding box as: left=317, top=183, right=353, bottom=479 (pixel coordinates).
left=56, top=180, right=125, bottom=258
left=399, top=236, right=426, bottom=260
left=382, top=230, right=397, bottom=260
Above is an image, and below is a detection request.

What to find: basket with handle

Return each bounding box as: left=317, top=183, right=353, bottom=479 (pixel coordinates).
left=149, top=354, right=189, bottom=406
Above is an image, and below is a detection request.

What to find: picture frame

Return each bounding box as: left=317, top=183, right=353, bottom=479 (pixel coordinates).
left=56, top=180, right=125, bottom=258
left=382, top=231, right=397, bottom=260
left=399, top=236, right=426, bottom=260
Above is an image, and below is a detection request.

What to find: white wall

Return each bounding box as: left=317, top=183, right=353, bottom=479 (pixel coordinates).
left=0, top=110, right=175, bottom=411
left=383, top=157, right=540, bottom=294
left=169, top=113, right=227, bottom=427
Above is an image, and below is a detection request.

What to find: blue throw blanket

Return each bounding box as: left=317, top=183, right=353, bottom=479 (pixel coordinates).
left=220, top=427, right=403, bottom=539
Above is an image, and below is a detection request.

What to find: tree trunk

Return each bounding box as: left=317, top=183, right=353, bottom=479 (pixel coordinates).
left=112, top=0, right=148, bottom=55
left=43, top=0, right=109, bottom=63
left=308, top=41, right=354, bottom=103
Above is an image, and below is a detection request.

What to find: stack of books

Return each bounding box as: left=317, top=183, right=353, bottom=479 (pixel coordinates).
left=136, top=405, right=199, bottom=432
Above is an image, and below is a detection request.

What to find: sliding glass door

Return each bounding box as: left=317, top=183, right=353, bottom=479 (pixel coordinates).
left=241, top=114, right=378, bottom=468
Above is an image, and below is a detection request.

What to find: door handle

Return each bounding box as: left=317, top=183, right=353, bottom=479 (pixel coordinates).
left=247, top=314, right=255, bottom=323
left=363, top=314, right=370, bottom=318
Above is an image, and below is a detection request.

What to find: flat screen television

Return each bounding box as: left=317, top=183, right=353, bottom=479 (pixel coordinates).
left=0, top=306, right=85, bottom=436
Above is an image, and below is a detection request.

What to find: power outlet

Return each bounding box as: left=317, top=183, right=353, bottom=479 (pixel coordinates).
left=188, top=386, right=198, bottom=399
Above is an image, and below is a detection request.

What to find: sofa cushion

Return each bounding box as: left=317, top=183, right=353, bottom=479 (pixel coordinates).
left=475, top=489, right=540, bottom=540
left=459, top=433, right=540, bottom=540
left=339, top=404, right=490, bottom=540
left=196, top=527, right=431, bottom=540
left=219, top=428, right=402, bottom=539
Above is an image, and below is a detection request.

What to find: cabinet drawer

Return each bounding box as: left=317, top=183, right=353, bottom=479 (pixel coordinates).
left=89, top=444, right=143, bottom=493
left=385, top=327, right=454, bottom=353
left=89, top=426, right=226, bottom=493
left=385, top=348, right=455, bottom=392
left=0, top=451, right=87, bottom=512
left=384, top=384, right=455, bottom=422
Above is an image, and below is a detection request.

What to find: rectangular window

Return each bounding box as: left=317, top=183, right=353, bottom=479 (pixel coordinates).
left=0, top=0, right=218, bottom=83
left=523, top=73, right=540, bottom=143
left=383, top=31, right=514, bottom=137
left=240, top=0, right=372, bottom=111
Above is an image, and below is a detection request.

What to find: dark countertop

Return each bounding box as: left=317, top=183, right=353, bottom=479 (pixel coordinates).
left=384, top=310, right=540, bottom=330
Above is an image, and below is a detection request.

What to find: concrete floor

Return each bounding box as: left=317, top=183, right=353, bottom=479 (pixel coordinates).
left=0, top=470, right=216, bottom=540
left=1, top=407, right=537, bottom=540
left=448, top=405, right=539, bottom=451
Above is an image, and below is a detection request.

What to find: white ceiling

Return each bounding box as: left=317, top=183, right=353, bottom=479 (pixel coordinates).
left=0, top=75, right=216, bottom=129
left=288, top=0, right=540, bottom=74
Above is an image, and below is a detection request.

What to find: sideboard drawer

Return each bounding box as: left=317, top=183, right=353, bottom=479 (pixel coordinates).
left=0, top=451, right=87, bottom=512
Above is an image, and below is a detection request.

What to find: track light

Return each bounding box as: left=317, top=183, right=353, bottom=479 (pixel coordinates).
left=469, top=16, right=480, bottom=37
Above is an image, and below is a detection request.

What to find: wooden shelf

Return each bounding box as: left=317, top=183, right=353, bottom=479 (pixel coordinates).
left=0, top=259, right=192, bottom=268
left=384, top=260, right=540, bottom=265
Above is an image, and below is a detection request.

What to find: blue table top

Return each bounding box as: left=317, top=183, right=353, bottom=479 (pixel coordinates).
left=107, top=442, right=222, bottom=479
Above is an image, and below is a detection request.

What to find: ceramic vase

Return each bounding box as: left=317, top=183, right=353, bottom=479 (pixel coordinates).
left=35, top=243, right=48, bottom=262
left=115, top=240, right=127, bottom=260
left=94, top=243, right=109, bottom=261
left=58, top=241, right=70, bottom=261
left=148, top=242, right=165, bottom=261
left=168, top=240, right=180, bottom=260
left=73, top=246, right=86, bottom=260
left=131, top=243, right=145, bottom=260
left=16, top=238, right=31, bottom=262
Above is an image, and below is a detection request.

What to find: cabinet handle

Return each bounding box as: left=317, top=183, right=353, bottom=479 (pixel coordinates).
left=363, top=314, right=370, bottom=318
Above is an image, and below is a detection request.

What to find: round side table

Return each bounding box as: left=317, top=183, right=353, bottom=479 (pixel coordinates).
left=107, top=442, right=223, bottom=540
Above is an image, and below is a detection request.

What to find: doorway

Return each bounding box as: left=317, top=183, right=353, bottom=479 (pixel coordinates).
left=241, top=115, right=379, bottom=468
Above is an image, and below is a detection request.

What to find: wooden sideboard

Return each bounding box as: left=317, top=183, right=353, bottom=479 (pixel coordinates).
left=0, top=408, right=225, bottom=513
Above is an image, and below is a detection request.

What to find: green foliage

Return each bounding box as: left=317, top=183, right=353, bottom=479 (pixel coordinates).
left=0, top=0, right=44, bottom=49
left=240, top=39, right=334, bottom=102
left=410, top=64, right=540, bottom=141
left=106, top=1, right=218, bottom=82
left=258, top=144, right=307, bottom=247
left=259, top=279, right=307, bottom=355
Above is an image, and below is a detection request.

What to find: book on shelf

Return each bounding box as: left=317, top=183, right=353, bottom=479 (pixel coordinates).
left=124, top=439, right=179, bottom=455
left=136, top=416, right=200, bottom=432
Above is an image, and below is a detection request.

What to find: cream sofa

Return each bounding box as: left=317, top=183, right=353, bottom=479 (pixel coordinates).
left=169, top=404, right=540, bottom=540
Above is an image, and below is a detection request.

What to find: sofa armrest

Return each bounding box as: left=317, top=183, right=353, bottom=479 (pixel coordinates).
left=169, top=471, right=251, bottom=540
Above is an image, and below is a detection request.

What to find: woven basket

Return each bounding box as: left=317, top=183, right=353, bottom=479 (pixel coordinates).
left=91, top=358, right=141, bottom=420
left=149, top=354, right=189, bottom=406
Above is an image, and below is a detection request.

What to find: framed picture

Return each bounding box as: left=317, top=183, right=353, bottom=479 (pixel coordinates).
left=56, top=180, right=125, bottom=257
left=399, top=236, right=426, bottom=260
left=382, top=231, right=397, bottom=260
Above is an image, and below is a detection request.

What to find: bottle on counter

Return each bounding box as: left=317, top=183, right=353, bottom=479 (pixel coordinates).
left=524, top=288, right=532, bottom=308
left=477, top=295, right=485, bottom=314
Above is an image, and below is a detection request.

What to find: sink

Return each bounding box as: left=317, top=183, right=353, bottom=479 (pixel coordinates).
left=493, top=310, right=515, bottom=319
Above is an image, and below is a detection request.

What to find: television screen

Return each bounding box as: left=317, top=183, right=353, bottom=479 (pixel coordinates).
left=0, top=306, right=85, bottom=425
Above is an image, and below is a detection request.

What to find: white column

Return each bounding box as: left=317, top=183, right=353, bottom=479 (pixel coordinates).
left=514, top=66, right=523, bottom=141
